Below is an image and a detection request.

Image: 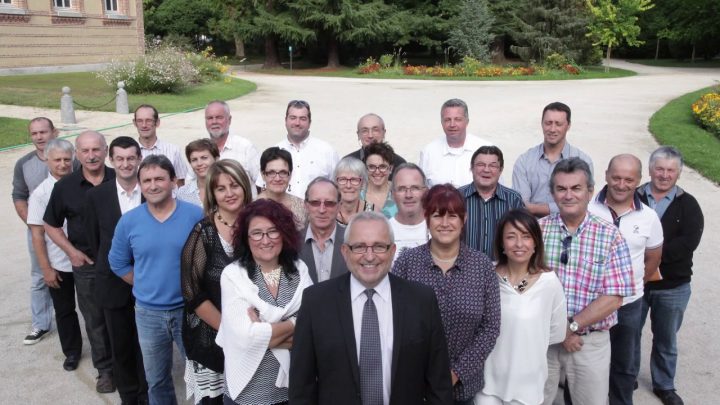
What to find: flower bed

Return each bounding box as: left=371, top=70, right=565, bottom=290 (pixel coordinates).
left=691, top=89, right=720, bottom=136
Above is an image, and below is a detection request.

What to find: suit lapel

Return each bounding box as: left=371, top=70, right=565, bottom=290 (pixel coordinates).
left=299, top=227, right=319, bottom=283
left=108, top=182, right=122, bottom=219
left=330, top=226, right=346, bottom=279
left=389, top=274, right=404, bottom=388
left=336, top=274, right=361, bottom=390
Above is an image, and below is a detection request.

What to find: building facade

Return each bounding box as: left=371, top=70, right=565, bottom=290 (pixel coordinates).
left=0, top=0, right=144, bottom=69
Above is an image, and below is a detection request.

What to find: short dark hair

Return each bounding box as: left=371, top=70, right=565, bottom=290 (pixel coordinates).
left=134, top=104, right=159, bottom=121
left=549, top=157, right=594, bottom=192
left=542, top=102, right=571, bottom=123
left=185, top=139, right=220, bottom=161
left=138, top=154, right=176, bottom=180
left=285, top=100, right=311, bottom=121
left=362, top=142, right=395, bottom=166
left=494, top=209, right=548, bottom=274
left=305, top=176, right=341, bottom=202
left=470, top=145, right=504, bottom=168
left=233, top=199, right=301, bottom=279
left=29, top=117, right=55, bottom=131
left=109, top=136, right=141, bottom=158
left=422, top=184, right=466, bottom=224
left=260, top=146, right=293, bottom=173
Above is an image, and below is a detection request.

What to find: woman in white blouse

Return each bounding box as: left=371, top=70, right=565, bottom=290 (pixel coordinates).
left=476, top=209, right=567, bottom=405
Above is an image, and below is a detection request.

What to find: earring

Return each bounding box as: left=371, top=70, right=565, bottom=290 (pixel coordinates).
left=262, top=183, right=266, bottom=191
left=287, top=184, right=292, bottom=192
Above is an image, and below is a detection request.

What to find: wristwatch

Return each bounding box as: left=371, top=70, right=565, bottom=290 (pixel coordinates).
left=568, top=317, right=580, bottom=333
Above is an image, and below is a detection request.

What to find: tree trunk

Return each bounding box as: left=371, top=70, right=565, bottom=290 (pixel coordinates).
left=605, top=45, right=611, bottom=73
left=655, top=38, right=660, bottom=60
left=326, top=37, right=340, bottom=68
left=691, top=43, right=696, bottom=63
left=491, top=36, right=507, bottom=64
left=263, top=36, right=281, bottom=69
left=234, top=34, right=246, bottom=59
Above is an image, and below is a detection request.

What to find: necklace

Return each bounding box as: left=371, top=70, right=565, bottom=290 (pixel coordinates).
left=431, top=253, right=458, bottom=264
left=216, top=211, right=236, bottom=228
left=259, top=265, right=282, bottom=287
left=338, top=200, right=361, bottom=224
left=501, top=271, right=530, bottom=292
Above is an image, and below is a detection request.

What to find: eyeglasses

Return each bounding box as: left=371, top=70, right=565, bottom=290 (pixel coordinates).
left=248, top=229, right=281, bottom=241
left=560, top=236, right=572, bottom=265
left=336, top=177, right=362, bottom=186
left=358, top=127, right=383, bottom=135
left=264, top=170, right=290, bottom=179
left=367, top=164, right=390, bottom=173
left=473, top=162, right=501, bottom=171
left=394, top=185, right=426, bottom=194
left=306, top=200, right=338, bottom=208
left=133, top=119, right=156, bottom=125
left=347, top=244, right=392, bottom=254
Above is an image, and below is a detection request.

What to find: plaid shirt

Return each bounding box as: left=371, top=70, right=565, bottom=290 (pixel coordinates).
left=540, top=212, right=634, bottom=331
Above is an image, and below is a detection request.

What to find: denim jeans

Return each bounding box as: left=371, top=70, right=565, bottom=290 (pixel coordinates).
left=27, top=229, right=53, bottom=331
left=638, top=282, right=691, bottom=391
left=135, top=306, right=185, bottom=405
left=609, top=298, right=643, bottom=405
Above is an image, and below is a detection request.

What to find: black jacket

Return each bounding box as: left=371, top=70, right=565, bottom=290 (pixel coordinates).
left=637, top=184, right=703, bottom=290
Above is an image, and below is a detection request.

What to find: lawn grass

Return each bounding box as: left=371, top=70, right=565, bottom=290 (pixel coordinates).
left=250, top=65, right=636, bottom=80
left=0, top=117, right=31, bottom=149
left=628, top=58, right=720, bottom=68
left=0, top=72, right=256, bottom=113
left=649, top=87, right=720, bottom=184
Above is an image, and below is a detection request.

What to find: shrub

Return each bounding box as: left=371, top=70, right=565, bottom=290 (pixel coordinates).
left=186, top=46, right=229, bottom=82
left=691, top=88, right=720, bottom=136
left=544, top=53, right=583, bottom=74
left=379, top=54, right=394, bottom=69
left=358, top=57, right=381, bottom=74
left=97, top=44, right=201, bottom=93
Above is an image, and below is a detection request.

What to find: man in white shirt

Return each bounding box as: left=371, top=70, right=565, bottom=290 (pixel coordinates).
left=259, top=100, right=339, bottom=199
left=588, top=154, right=663, bottom=405
left=388, top=163, right=429, bottom=262
left=204, top=100, right=261, bottom=186
left=418, top=98, right=492, bottom=187
left=133, top=104, right=187, bottom=186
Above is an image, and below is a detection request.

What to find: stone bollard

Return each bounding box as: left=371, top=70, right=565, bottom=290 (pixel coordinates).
left=116, top=81, right=129, bottom=114
left=60, top=86, right=77, bottom=124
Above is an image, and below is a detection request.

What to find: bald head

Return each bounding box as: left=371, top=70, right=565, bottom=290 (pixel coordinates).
left=356, top=113, right=386, bottom=147
left=605, top=154, right=642, bottom=205
left=75, top=131, right=108, bottom=174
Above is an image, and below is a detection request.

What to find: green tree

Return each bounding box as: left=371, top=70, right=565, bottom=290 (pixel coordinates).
left=392, top=0, right=461, bottom=54
left=144, top=0, right=217, bottom=45
left=447, top=0, right=495, bottom=61
left=586, top=0, right=654, bottom=71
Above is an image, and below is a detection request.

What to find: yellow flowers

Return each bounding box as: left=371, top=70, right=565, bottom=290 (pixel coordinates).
left=691, top=90, right=720, bottom=136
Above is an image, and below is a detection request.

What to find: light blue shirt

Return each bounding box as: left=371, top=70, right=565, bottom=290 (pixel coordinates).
left=644, top=183, right=677, bottom=219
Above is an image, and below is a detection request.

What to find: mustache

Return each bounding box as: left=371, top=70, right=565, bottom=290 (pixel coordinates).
left=85, top=158, right=101, bottom=164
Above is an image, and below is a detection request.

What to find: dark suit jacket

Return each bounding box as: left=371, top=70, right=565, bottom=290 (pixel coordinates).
left=289, top=272, right=453, bottom=405
left=298, top=225, right=349, bottom=283
left=85, top=181, right=134, bottom=309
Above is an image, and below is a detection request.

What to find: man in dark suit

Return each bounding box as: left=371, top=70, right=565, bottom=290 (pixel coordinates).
left=299, top=177, right=349, bottom=283
left=290, top=211, right=453, bottom=405
left=85, top=136, right=148, bottom=405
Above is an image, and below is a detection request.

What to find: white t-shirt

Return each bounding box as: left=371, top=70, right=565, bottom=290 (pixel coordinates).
left=418, top=133, right=492, bottom=187
left=589, top=200, right=664, bottom=304
left=26, top=175, right=72, bottom=272
left=389, top=217, right=428, bottom=262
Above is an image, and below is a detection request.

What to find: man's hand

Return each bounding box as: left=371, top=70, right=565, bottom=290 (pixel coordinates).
left=68, top=248, right=93, bottom=267
left=562, top=330, right=584, bottom=353
left=42, top=268, right=63, bottom=289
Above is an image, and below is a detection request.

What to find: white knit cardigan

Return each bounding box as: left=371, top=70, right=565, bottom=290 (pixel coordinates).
left=216, top=259, right=313, bottom=399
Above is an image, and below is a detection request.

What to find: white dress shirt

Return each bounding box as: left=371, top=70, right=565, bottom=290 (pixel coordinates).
left=257, top=136, right=339, bottom=199
left=116, top=180, right=142, bottom=214
left=350, top=274, right=393, bottom=405
left=26, top=175, right=72, bottom=272
left=139, top=138, right=188, bottom=180
left=418, top=133, right=492, bottom=187
left=220, top=134, right=261, bottom=183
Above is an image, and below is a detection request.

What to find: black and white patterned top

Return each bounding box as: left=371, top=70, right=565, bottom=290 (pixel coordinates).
left=226, top=268, right=300, bottom=404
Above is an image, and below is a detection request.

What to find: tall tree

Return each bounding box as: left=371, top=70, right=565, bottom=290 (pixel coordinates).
left=447, top=0, right=495, bottom=62
left=586, top=0, right=654, bottom=71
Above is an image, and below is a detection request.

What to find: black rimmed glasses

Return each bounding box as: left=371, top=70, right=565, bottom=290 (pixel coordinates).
left=560, top=236, right=572, bottom=265
left=249, top=229, right=281, bottom=241
left=263, top=170, right=290, bottom=179
left=395, top=185, right=427, bottom=194
left=367, top=164, right=390, bottom=173
left=347, top=244, right=392, bottom=254
left=306, top=200, right=338, bottom=208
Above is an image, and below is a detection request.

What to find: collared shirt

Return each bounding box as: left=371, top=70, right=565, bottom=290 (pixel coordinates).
left=512, top=142, right=594, bottom=213
left=304, top=226, right=337, bottom=282
left=418, top=134, right=492, bottom=187
left=220, top=134, right=261, bottom=183
left=392, top=243, right=500, bottom=401
left=539, top=212, right=634, bottom=331
left=589, top=186, right=663, bottom=304
left=27, top=175, right=72, bottom=272
left=43, top=166, right=116, bottom=257
left=176, top=180, right=203, bottom=208
left=116, top=180, right=141, bottom=214
left=350, top=274, right=393, bottom=405
left=139, top=138, right=188, bottom=180
left=644, top=183, right=677, bottom=219
left=257, top=136, right=339, bottom=199
left=458, top=183, right=525, bottom=259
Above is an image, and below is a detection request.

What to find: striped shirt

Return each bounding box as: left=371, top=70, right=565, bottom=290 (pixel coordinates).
left=459, top=183, right=525, bottom=259
left=139, top=138, right=188, bottom=180
left=539, top=212, right=634, bottom=331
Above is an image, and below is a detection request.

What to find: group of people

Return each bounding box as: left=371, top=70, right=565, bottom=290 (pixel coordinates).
left=11, top=97, right=703, bottom=405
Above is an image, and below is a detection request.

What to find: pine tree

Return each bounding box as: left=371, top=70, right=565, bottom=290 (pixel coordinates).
left=447, top=0, right=495, bottom=62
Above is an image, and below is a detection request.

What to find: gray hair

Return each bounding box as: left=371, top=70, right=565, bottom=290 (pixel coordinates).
left=344, top=211, right=395, bottom=244
left=205, top=100, right=231, bottom=117
left=649, top=146, right=683, bottom=171
left=550, top=157, right=594, bottom=192
left=392, top=163, right=428, bottom=188
left=44, top=138, right=75, bottom=160
left=334, top=157, right=368, bottom=186
left=357, top=113, right=386, bottom=132
left=441, top=98, right=469, bottom=118
left=304, top=176, right=341, bottom=202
